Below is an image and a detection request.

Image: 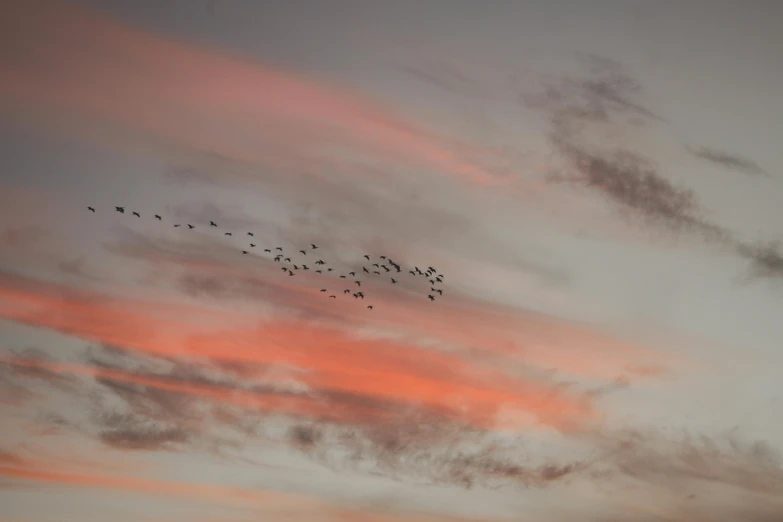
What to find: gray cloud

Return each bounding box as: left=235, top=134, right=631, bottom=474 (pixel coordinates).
left=736, top=240, right=783, bottom=282
left=688, top=145, right=768, bottom=177
left=96, top=412, right=190, bottom=451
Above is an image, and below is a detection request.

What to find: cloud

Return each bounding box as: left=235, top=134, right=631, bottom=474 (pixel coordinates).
left=688, top=145, right=768, bottom=177
left=97, top=412, right=190, bottom=451
left=0, top=0, right=500, bottom=187
left=736, top=240, right=783, bottom=282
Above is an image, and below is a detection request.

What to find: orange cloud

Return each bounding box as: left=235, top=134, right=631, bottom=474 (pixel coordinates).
left=0, top=270, right=596, bottom=431
left=0, top=0, right=498, bottom=186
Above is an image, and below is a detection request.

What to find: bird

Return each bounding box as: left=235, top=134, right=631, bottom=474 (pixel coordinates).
left=391, top=278, right=397, bottom=284
left=373, top=263, right=379, bottom=268
left=284, top=257, right=291, bottom=262
left=311, top=244, right=318, bottom=249
left=276, top=247, right=283, bottom=251
left=210, top=221, right=217, bottom=227
left=329, top=295, right=336, bottom=299
left=274, top=256, right=281, bottom=262
left=430, top=287, right=437, bottom=292
left=435, top=276, right=443, bottom=283
left=87, top=206, right=95, bottom=212
left=302, top=265, right=309, bottom=270
left=353, top=293, right=360, bottom=299
left=154, top=214, right=162, bottom=220
left=428, top=266, right=436, bottom=273
left=264, top=249, right=271, bottom=253
left=225, top=232, right=232, bottom=236
left=349, top=271, right=356, bottom=276
left=247, top=232, right=253, bottom=237
left=250, top=244, right=256, bottom=248
left=428, top=295, right=435, bottom=301
left=315, top=270, right=322, bottom=273
left=364, top=255, right=370, bottom=260
left=429, top=279, right=435, bottom=285
left=174, top=224, right=181, bottom=227
left=435, top=289, right=443, bottom=295
left=242, top=250, right=248, bottom=255
left=187, top=224, right=194, bottom=229
left=380, top=255, right=386, bottom=260
left=383, top=266, right=390, bottom=272
left=320, top=289, right=327, bottom=292
left=367, top=305, right=373, bottom=310
left=327, top=268, right=333, bottom=272
left=409, top=270, right=415, bottom=275
left=288, top=270, right=294, bottom=276
left=315, top=260, right=325, bottom=265
left=339, top=275, right=346, bottom=279
left=354, top=281, right=361, bottom=287
left=281, top=267, right=287, bottom=272
left=362, top=267, right=369, bottom=273
left=115, top=206, right=124, bottom=213
left=344, top=289, right=350, bottom=294
left=293, top=265, right=299, bottom=270
left=299, top=250, right=307, bottom=256
left=356, top=292, right=364, bottom=299
left=373, top=271, right=380, bottom=275
left=132, top=211, right=140, bottom=218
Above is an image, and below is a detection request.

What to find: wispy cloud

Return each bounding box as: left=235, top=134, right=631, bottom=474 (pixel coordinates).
left=688, top=145, right=768, bottom=177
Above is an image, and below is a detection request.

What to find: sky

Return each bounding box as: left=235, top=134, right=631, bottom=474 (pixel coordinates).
left=1, top=0, right=783, bottom=520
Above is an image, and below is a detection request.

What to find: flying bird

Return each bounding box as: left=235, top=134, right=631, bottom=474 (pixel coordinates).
left=174, top=224, right=181, bottom=227
left=363, top=255, right=370, bottom=260
left=329, top=295, right=336, bottom=299
left=281, top=267, right=287, bottom=272
left=299, top=250, right=307, bottom=255
left=391, top=278, right=397, bottom=284
left=311, top=244, right=318, bottom=249
left=132, top=211, right=140, bottom=218
left=339, top=275, right=346, bottom=279
left=250, top=244, right=256, bottom=248
left=315, top=270, right=322, bottom=273
left=428, top=295, right=435, bottom=301
left=362, top=267, right=369, bottom=273
left=225, top=232, right=232, bottom=236
left=344, top=289, right=350, bottom=294
left=276, top=247, right=283, bottom=251
left=242, top=251, right=248, bottom=255
left=284, top=257, right=291, bottom=262
left=210, top=221, right=217, bottom=227
left=436, top=276, right=443, bottom=283
left=288, top=270, right=294, bottom=276
left=87, top=206, right=95, bottom=212
left=274, top=256, right=281, bottom=262
left=320, top=289, right=327, bottom=292
left=302, top=265, right=309, bottom=270
left=293, top=265, right=299, bottom=270
left=435, top=289, right=443, bottom=295
left=380, top=256, right=386, bottom=260
left=264, top=249, right=271, bottom=252
left=349, top=271, right=356, bottom=276
left=327, top=268, right=333, bottom=271
left=247, top=232, right=253, bottom=236
left=373, top=263, right=379, bottom=268
left=154, top=214, right=161, bottom=220
left=367, top=305, right=373, bottom=310
left=409, top=270, right=415, bottom=275
left=115, top=206, right=124, bottom=213
left=354, top=281, right=361, bottom=287
left=373, top=271, right=380, bottom=275
left=187, top=224, right=194, bottom=229
left=429, top=279, right=435, bottom=285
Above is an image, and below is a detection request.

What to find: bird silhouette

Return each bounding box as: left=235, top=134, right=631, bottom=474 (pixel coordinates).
left=435, top=289, right=443, bottom=295
left=155, top=214, right=162, bottom=220
left=315, top=270, right=322, bottom=273
left=276, top=247, right=283, bottom=251
left=174, top=224, right=181, bottom=227
left=353, top=293, right=360, bottom=299
left=362, top=267, right=369, bottom=273
left=339, top=275, right=346, bottom=279
left=363, top=255, right=370, bottom=260
left=349, top=271, right=356, bottom=276
left=356, top=292, right=364, bottom=299
left=320, top=289, right=327, bottom=292
left=132, top=211, right=140, bottom=218
left=225, top=232, right=232, bottom=236
left=281, top=267, right=287, bottom=272
left=354, top=281, right=361, bottom=287
left=299, top=250, right=306, bottom=255
left=288, top=270, right=294, bottom=276
left=344, top=289, right=350, bottom=294
left=436, top=276, right=443, bottom=282
left=274, top=256, right=281, bottom=261
left=429, top=279, right=435, bottom=284
left=315, top=260, right=325, bottom=265
left=115, top=206, right=124, bottom=213
left=329, top=295, right=336, bottom=299
left=367, top=305, right=373, bottom=310
left=373, top=263, right=379, bottom=268
left=250, top=244, right=256, bottom=248
left=311, top=244, right=318, bottom=249
left=242, top=251, right=248, bottom=254
left=391, top=278, right=397, bottom=284
left=373, top=271, right=380, bottom=275
left=428, top=266, right=436, bottom=273
left=302, top=265, right=309, bottom=270
left=428, top=295, right=435, bottom=301
left=87, top=206, right=95, bottom=212
left=187, top=224, right=194, bottom=229
left=409, top=270, right=415, bottom=275
left=380, top=255, right=386, bottom=260
left=284, top=257, right=291, bottom=262
left=247, top=232, right=253, bottom=237
left=327, top=268, right=333, bottom=271
left=264, top=249, right=271, bottom=252
left=293, top=265, right=299, bottom=270
left=383, top=266, right=390, bottom=272
left=210, top=221, right=217, bottom=227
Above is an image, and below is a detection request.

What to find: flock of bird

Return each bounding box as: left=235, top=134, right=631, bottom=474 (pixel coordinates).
left=90, top=206, right=447, bottom=310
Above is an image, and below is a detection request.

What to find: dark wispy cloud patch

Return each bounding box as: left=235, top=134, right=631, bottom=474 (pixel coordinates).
left=688, top=145, right=768, bottom=177
left=736, top=240, right=783, bottom=282
left=0, top=347, right=81, bottom=394
left=96, top=411, right=190, bottom=451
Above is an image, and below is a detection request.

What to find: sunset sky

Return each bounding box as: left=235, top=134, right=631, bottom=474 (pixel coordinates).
left=1, top=1, right=783, bottom=521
